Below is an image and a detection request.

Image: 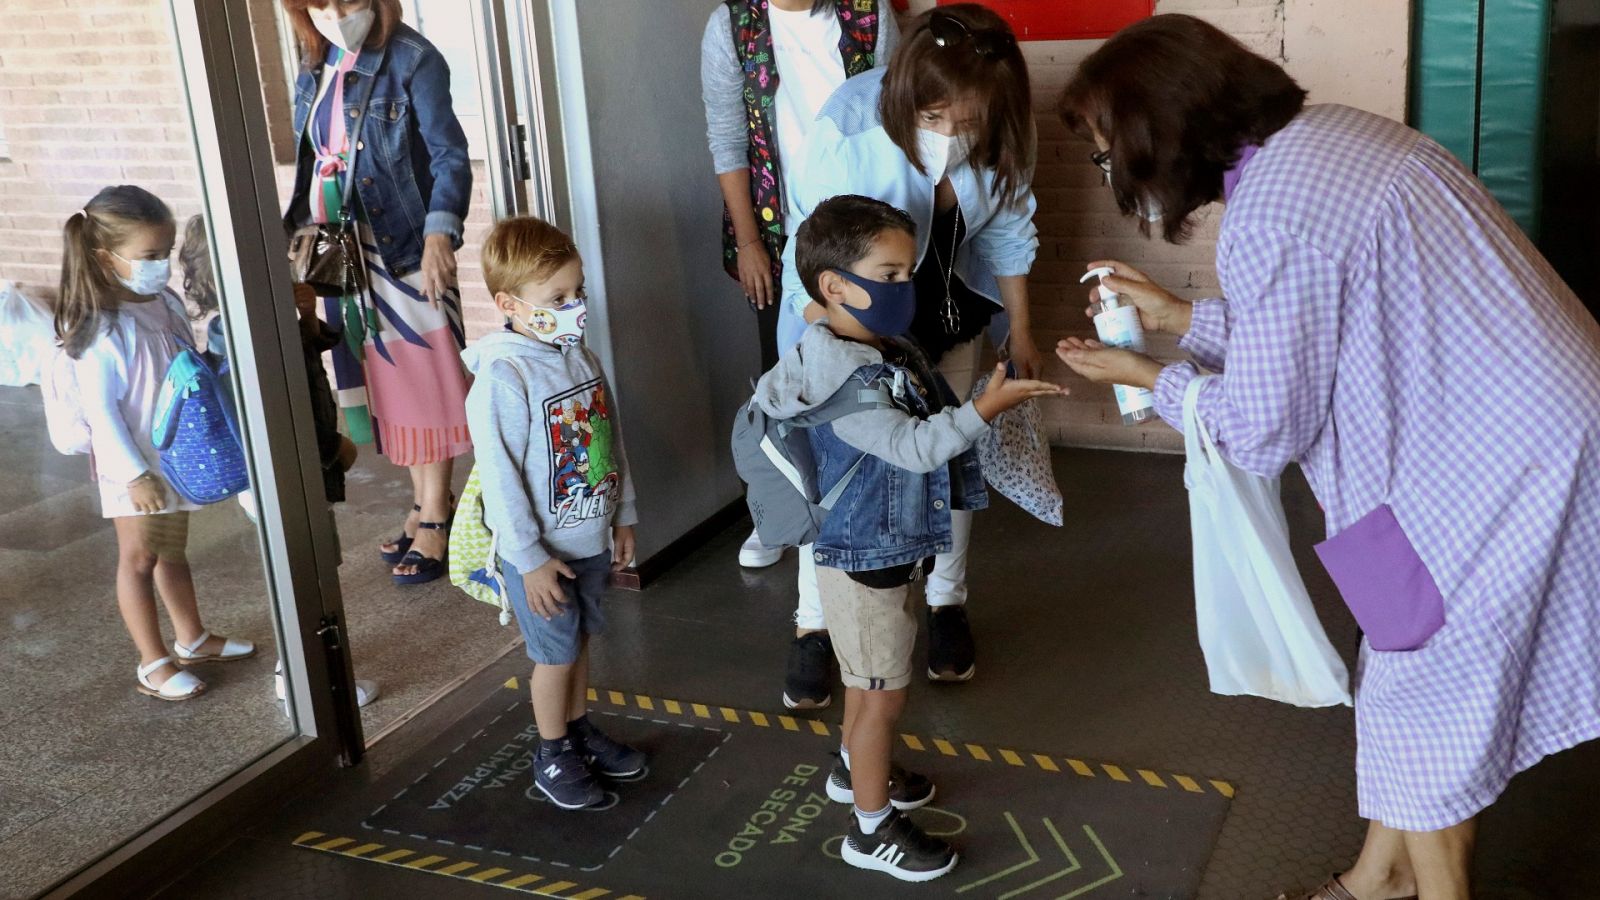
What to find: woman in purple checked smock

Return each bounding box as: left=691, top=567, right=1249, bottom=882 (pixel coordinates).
left=1053, top=15, right=1600, bottom=900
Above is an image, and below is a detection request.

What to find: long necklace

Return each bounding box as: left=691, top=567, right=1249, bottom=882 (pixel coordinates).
left=931, top=204, right=963, bottom=335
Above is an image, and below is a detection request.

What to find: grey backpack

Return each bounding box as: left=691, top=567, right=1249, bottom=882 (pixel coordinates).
left=731, top=380, right=898, bottom=549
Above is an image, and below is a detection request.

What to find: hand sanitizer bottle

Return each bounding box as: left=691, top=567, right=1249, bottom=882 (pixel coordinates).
left=1080, top=266, right=1158, bottom=425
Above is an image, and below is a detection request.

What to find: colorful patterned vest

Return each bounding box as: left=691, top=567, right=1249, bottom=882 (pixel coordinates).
left=721, top=0, right=880, bottom=282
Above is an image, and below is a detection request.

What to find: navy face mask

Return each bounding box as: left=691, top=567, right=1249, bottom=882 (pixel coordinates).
left=832, top=269, right=916, bottom=337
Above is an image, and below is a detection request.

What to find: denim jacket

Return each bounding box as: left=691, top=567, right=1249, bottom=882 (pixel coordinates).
left=752, top=324, right=987, bottom=573
left=283, top=23, right=471, bottom=277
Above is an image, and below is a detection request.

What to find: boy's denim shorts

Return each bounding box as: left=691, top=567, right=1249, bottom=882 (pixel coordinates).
left=500, top=552, right=613, bottom=665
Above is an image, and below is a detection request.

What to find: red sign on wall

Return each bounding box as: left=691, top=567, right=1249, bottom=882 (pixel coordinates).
left=934, top=0, right=1154, bottom=41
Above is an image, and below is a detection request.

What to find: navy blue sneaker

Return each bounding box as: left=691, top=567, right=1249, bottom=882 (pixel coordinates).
left=579, top=723, right=647, bottom=778
left=534, top=746, right=604, bottom=810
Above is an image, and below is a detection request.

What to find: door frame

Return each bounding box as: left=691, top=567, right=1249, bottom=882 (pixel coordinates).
left=44, top=0, right=358, bottom=893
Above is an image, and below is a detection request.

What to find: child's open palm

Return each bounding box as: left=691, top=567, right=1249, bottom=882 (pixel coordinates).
left=975, top=363, right=1068, bottom=422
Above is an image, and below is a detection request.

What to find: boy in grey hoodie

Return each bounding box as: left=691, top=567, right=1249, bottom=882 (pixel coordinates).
left=757, top=195, right=1065, bottom=881
left=463, top=216, right=642, bottom=811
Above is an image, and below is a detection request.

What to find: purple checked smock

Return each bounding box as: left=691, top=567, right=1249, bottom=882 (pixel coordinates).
left=1154, top=104, right=1600, bottom=831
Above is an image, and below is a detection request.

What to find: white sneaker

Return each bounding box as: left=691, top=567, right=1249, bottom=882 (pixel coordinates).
left=739, top=529, right=784, bottom=568
left=275, top=659, right=378, bottom=708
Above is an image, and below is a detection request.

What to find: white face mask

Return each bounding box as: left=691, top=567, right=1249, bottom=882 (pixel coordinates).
left=1104, top=166, right=1166, bottom=224
left=111, top=252, right=171, bottom=296
left=916, top=128, right=968, bottom=183
left=513, top=296, right=587, bottom=347
left=312, top=7, right=374, bottom=52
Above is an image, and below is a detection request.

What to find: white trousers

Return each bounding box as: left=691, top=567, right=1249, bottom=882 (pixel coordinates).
left=795, top=337, right=982, bottom=629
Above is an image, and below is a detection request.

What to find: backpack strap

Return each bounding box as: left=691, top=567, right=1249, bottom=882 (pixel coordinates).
left=818, top=452, right=868, bottom=511
left=781, top=382, right=898, bottom=433
left=784, top=379, right=899, bottom=511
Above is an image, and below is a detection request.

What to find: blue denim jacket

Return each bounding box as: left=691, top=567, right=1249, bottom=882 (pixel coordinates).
left=808, top=345, right=988, bottom=572
left=283, top=23, right=471, bottom=277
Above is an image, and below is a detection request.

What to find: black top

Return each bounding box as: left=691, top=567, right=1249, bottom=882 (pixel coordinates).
left=910, top=204, right=995, bottom=363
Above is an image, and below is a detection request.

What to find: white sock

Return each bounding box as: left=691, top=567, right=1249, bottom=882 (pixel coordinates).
left=840, top=745, right=851, bottom=770
left=854, top=803, right=891, bottom=835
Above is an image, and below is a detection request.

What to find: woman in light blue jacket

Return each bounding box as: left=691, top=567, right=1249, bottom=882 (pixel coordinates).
left=779, top=3, right=1039, bottom=696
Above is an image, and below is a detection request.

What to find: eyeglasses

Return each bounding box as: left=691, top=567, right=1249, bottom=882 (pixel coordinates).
left=928, top=11, right=1017, bottom=59
left=1090, top=149, right=1112, bottom=174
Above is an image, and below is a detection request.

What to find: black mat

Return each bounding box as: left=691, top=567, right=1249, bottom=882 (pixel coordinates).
left=294, top=684, right=1235, bottom=898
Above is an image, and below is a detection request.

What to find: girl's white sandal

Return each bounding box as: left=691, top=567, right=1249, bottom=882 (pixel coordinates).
left=137, top=657, right=206, bottom=701
left=174, top=630, right=256, bottom=663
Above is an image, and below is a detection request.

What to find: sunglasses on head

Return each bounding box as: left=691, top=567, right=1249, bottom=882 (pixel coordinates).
left=928, top=11, right=1017, bottom=59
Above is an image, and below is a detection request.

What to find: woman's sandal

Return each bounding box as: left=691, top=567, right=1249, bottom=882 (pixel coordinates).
left=1278, top=876, right=1418, bottom=900
left=378, top=504, right=423, bottom=565
left=174, top=630, right=257, bottom=663
left=392, top=519, right=448, bottom=585
left=137, top=656, right=206, bottom=701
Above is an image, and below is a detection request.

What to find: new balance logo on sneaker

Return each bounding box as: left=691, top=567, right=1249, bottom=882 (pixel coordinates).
left=533, top=748, right=604, bottom=810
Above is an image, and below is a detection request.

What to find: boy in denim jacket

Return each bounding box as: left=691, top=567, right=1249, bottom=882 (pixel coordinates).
left=751, top=195, right=1064, bottom=881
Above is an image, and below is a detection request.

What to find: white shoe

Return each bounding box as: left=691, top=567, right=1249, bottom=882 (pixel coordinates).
left=739, top=529, right=784, bottom=568
left=175, top=630, right=257, bottom=663
left=275, top=660, right=378, bottom=708
left=237, top=489, right=258, bottom=523
left=137, top=656, right=206, bottom=701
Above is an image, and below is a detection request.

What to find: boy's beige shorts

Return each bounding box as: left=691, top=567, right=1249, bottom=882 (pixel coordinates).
left=816, top=565, right=916, bottom=691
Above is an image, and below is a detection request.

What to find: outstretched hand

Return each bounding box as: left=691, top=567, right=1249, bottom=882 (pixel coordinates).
left=1055, top=337, right=1164, bottom=390
left=974, top=362, right=1068, bottom=422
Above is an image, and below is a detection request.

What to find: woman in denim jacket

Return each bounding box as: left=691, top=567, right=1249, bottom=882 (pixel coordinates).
left=282, top=0, right=473, bottom=585
left=776, top=4, right=1039, bottom=695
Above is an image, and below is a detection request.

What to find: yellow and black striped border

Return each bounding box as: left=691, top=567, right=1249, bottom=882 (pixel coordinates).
left=562, top=682, right=1236, bottom=800
left=293, top=831, right=642, bottom=899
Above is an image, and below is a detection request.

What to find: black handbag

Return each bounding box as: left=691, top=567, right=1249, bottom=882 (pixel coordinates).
left=289, top=71, right=377, bottom=297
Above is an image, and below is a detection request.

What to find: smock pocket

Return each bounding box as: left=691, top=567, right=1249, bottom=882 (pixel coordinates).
left=1314, top=504, right=1445, bottom=651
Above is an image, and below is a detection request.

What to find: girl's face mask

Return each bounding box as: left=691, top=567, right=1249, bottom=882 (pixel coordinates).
left=512, top=295, right=587, bottom=347
left=916, top=128, right=973, bottom=184
left=110, top=251, right=172, bottom=296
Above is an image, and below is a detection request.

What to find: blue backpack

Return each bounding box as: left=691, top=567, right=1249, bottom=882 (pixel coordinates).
left=151, top=329, right=250, bottom=505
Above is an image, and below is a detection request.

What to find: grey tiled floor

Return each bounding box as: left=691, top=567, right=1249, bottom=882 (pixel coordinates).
left=148, top=448, right=1600, bottom=899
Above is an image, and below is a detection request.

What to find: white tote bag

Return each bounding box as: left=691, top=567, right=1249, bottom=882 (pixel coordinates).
left=1184, top=376, right=1352, bottom=708
left=1, top=281, right=56, bottom=387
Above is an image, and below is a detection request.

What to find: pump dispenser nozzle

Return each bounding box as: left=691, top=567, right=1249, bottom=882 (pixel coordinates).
left=1080, top=266, right=1117, bottom=302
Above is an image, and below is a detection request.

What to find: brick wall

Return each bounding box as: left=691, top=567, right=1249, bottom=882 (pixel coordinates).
left=0, top=0, right=203, bottom=295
